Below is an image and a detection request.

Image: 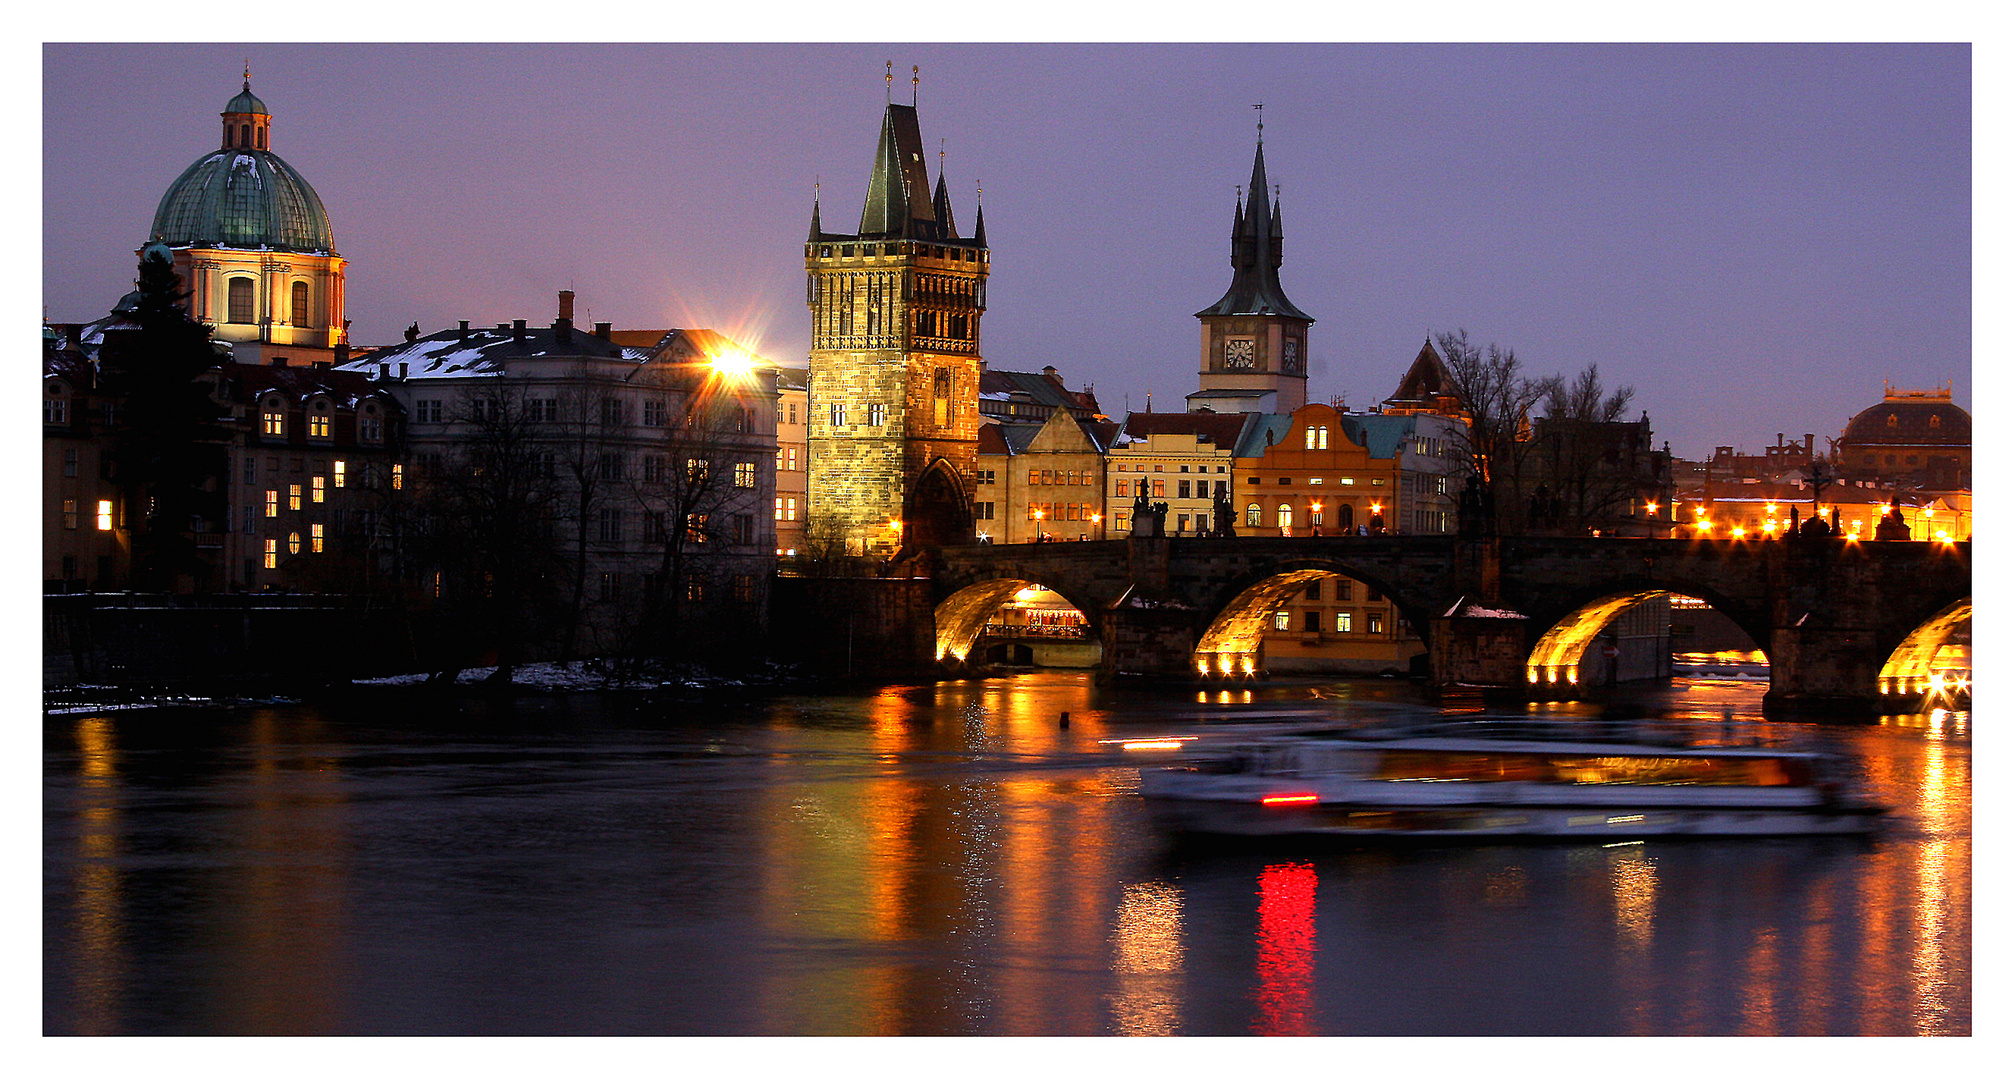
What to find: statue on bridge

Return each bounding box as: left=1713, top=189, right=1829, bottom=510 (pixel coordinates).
left=1213, top=487, right=1237, bottom=538
left=1458, top=475, right=1495, bottom=538
left=1875, top=497, right=1911, bottom=541
left=1130, top=478, right=1168, bottom=537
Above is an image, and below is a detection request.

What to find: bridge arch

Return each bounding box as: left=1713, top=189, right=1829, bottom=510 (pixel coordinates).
left=933, top=577, right=1101, bottom=665
left=1876, top=598, right=1971, bottom=700
left=1521, top=577, right=1771, bottom=693
left=1193, top=558, right=1436, bottom=678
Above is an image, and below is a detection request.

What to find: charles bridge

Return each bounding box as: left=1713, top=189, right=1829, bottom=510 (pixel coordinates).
left=920, top=533, right=1971, bottom=714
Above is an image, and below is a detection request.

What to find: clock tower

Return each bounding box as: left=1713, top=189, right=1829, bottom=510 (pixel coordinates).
left=806, top=90, right=988, bottom=555
left=1192, top=120, right=1312, bottom=412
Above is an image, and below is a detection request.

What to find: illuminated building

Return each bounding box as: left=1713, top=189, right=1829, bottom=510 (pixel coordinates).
left=1186, top=120, right=1311, bottom=414
left=1103, top=411, right=1254, bottom=537
left=1837, top=382, right=1970, bottom=489
left=341, top=293, right=779, bottom=643
left=805, top=92, right=988, bottom=555
left=146, top=76, right=348, bottom=366
left=773, top=367, right=809, bottom=558
left=974, top=408, right=1117, bottom=544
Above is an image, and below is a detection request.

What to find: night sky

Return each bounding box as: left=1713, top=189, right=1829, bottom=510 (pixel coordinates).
left=41, top=42, right=1970, bottom=460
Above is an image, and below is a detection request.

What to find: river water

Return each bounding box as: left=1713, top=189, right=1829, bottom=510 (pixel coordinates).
left=43, top=673, right=1969, bottom=1036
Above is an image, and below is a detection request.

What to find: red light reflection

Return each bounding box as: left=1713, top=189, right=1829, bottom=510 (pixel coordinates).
left=1252, top=861, right=1317, bottom=1035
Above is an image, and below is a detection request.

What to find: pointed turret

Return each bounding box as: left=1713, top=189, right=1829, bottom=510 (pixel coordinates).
left=931, top=172, right=959, bottom=240
left=1196, top=131, right=1310, bottom=320
left=973, top=196, right=986, bottom=248
left=807, top=194, right=823, bottom=242
left=858, top=103, right=938, bottom=239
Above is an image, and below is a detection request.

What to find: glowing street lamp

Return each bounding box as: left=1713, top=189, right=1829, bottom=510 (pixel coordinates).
left=1032, top=507, right=1044, bottom=543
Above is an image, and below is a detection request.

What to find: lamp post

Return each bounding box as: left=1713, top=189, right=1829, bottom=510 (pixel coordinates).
left=1032, top=507, right=1044, bottom=544
left=1089, top=512, right=1102, bottom=539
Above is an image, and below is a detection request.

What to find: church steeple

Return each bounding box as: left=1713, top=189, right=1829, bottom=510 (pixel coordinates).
left=857, top=103, right=939, bottom=239
left=1197, top=126, right=1309, bottom=321
left=1190, top=116, right=1312, bottom=414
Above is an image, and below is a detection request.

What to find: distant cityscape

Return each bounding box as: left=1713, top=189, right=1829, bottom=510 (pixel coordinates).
left=43, top=77, right=1971, bottom=685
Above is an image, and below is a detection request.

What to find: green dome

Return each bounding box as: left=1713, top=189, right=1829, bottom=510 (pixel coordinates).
left=224, top=81, right=269, bottom=115
left=148, top=148, right=336, bottom=254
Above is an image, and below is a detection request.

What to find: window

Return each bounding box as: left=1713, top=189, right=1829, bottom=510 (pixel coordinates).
left=686, top=458, right=709, bottom=483
left=597, top=507, right=623, bottom=542
left=244, top=457, right=257, bottom=484
left=644, top=455, right=668, bottom=484
left=599, top=572, right=620, bottom=602
left=1246, top=503, right=1261, bottom=526
left=974, top=501, right=993, bottom=520
left=244, top=506, right=255, bottom=533
left=1273, top=611, right=1291, bottom=631
left=1176, top=513, right=1190, bottom=533
left=63, top=449, right=78, bottom=477
left=1338, top=580, right=1353, bottom=601
left=415, top=400, right=442, bottom=424
left=391, top=464, right=403, bottom=490
left=262, top=402, right=286, bottom=436
left=734, top=575, right=757, bottom=603
left=1277, top=504, right=1293, bottom=530
left=831, top=403, right=847, bottom=427
left=1336, top=611, right=1353, bottom=633
left=263, top=538, right=278, bottom=568
left=1368, top=614, right=1384, bottom=635
left=1152, top=479, right=1165, bottom=498
left=44, top=395, right=67, bottom=425
left=96, top=500, right=114, bottom=531
left=934, top=370, right=952, bottom=428
left=289, top=484, right=303, bottom=511
left=600, top=398, right=627, bottom=427
left=776, top=496, right=799, bottom=522
left=287, top=532, right=302, bottom=555
left=788, top=402, right=798, bottom=425
left=333, top=461, right=346, bottom=488
left=1304, top=610, right=1321, bottom=633
left=870, top=402, right=888, bottom=426
left=308, top=404, right=331, bottom=439
left=61, top=499, right=77, bottom=530
left=228, top=278, right=255, bottom=323
left=265, top=490, right=279, bottom=518
left=1305, top=581, right=1323, bottom=600
left=291, top=281, right=311, bottom=326
left=686, top=577, right=706, bottom=602
left=734, top=462, right=756, bottom=488
left=1116, top=480, right=1129, bottom=497
left=597, top=453, right=624, bottom=481
left=359, top=409, right=382, bottom=442
left=311, top=476, right=326, bottom=503
left=1178, top=480, right=1191, bottom=499
left=642, top=399, right=668, bottom=427
left=310, top=523, right=324, bottom=553
left=733, top=514, right=754, bottom=545
left=786, top=446, right=799, bottom=471
left=685, top=513, right=708, bottom=543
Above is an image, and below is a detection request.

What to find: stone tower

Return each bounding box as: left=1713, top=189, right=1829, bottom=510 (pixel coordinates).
left=806, top=97, right=989, bottom=555
left=1193, top=120, right=1311, bottom=412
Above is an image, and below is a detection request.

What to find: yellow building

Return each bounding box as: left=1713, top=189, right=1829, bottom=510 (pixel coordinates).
left=774, top=367, right=809, bottom=556
left=1104, top=411, right=1252, bottom=536
left=974, top=408, right=1115, bottom=543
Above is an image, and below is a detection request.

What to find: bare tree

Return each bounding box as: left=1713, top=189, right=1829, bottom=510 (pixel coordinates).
left=1542, top=363, right=1634, bottom=424
left=1434, top=329, right=1559, bottom=534
left=1530, top=364, right=1655, bottom=533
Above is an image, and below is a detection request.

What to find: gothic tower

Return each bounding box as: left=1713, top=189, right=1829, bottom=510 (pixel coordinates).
left=806, top=95, right=988, bottom=555
left=1193, top=120, right=1311, bottom=412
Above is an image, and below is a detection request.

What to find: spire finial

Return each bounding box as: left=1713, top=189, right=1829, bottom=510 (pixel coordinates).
left=885, top=61, right=893, bottom=103
left=912, top=65, right=919, bottom=106
left=1254, top=102, right=1264, bottom=140
left=940, top=138, right=945, bottom=174
left=243, top=58, right=251, bottom=88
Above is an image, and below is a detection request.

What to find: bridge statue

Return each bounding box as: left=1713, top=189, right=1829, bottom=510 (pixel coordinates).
left=1130, top=478, right=1168, bottom=537
left=1213, top=487, right=1237, bottom=538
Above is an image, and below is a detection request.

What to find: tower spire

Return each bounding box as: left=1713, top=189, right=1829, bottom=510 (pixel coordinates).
left=912, top=65, right=919, bottom=107
left=885, top=61, right=893, bottom=103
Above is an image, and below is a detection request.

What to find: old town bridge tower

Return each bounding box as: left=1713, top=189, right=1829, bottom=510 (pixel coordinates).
left=806, top=93, right=988, bottom=556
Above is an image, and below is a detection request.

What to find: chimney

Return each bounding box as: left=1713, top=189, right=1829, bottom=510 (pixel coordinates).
left=594, top=322, right=612, bottom=340
left=398, top=362, right=409, bottom=379
left=512, top=319, right=526, bottom=342
left=377, top=362, right=389, bottom=380
left=558, top=290, right=575, bottom=321
left=334, top=342, right=349, bottom=365
left=458, top=320, right=470, bottom=342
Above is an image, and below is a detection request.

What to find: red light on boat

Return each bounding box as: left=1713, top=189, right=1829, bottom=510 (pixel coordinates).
left=1261, top=793, right=1320, bottom=806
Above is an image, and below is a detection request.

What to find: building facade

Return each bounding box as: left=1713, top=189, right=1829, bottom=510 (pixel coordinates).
left=1104, top=411, right=1253, bottom=537
left=774, top=367, right=809, bottom=557
left=805, top=100, right=988, bottom=555
left=974, top=408, right=1116, bottom=544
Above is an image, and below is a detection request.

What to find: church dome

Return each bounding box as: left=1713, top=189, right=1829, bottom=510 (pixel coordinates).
left=146, top=80, right=335, bottom=255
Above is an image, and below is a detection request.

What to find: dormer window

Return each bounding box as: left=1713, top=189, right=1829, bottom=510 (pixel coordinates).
left=308, top=400, right=332, bottom=439
left=359, top=403, right=382, bottom=443
left=261, top=397, right=286, bottom=437
left=44, top=383, right=68, bottom=425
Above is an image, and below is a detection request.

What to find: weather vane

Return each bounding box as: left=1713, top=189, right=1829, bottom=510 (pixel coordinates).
left=243, top=58, right=251, bottom=85
left=1254, top=102, right=1264, bottom=138
left=885, top=61, right=893, bottom=102
left=912, top=65, right=920, bottom=106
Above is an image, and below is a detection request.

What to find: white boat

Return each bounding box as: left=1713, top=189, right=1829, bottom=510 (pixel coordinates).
left=1134, top=717, right=1886, bottom=840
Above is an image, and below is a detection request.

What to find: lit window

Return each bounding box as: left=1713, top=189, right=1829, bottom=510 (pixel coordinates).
left=831, top=403, right=847, bottom=427
left=265, top=490, right=279, bottom=518
left=228, top=278, right=255, bottom=323
left=96, top=500, right=114, bottom=531
left=333, top=460, right=346, bottom=488
left=1368, top=615, right=1383, bottom=635
left=288, top=532, right=301, bottom=555
left=1277, top=504, right=1292, bottom=530
left=291, top=280, right=311, bottom=326
left=391, top=464, right=403, bottom=490
left=63, top=449, right=78, bottom=477
left=1273, top=611, right=1291, bottom=631
left=310, top=523, right=324, bottom=553
left=263, top=539, right=278, bottom=568
left=312, top=476, right=326, bottom=503
left=776, top=497, right=786, bottom=521
left=262, top=405, right=285, bottom=436
left=687, top=458, right=709, bottom=483
left=289, top=484, right=302, bottom=511
left=61, top=499, right=77, bottom=530
left=787, top=447, right=799, bottom=470
left=309, top=405, right=331, bottom=438
left=686, top=513, right=708, bottom=543
left=734, top=462, right=756, bottom=488
left=1246, top=503, right=1261, bottom=526
left=44, top=396, right=68, bottom=425
left=1336, top=611, right=1353, bottom=633
left=870, top=402, right=888, bottom=426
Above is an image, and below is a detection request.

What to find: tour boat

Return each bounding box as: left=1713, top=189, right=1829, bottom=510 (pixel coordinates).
left=1131, top=717, right=1886, bottom=840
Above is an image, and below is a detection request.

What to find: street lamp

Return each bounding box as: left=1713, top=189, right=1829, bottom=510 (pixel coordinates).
left=1032, top=507, right=1044, bottom=543
left=1090, top=512, right=1102, bottom=539
left=1310, top=500, right=1323, bottom=536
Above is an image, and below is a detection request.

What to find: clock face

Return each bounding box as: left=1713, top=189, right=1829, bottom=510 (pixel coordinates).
left=1223, top=338, right=1256, bottom=369
left=1282, top=339, right=1302, bottom=373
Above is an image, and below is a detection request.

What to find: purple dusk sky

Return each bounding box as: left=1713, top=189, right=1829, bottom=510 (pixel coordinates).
left=42, top=42, right=1970, bottom=460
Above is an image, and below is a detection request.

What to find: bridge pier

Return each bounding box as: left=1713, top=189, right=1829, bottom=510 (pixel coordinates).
left=1763, top=622, right=1887, bottom=716
left=1428, top=600, right=1531, bottom=696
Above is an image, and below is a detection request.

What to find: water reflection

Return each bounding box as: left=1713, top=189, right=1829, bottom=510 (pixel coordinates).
left=44, top=673, right=1970, bottom=1035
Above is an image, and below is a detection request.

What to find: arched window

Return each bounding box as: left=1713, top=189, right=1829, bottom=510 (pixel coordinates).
left=291, top=281, right=311, bottom=326
left=1246, top=502, right=1261, bottom=527
left=240, top=124, right=251, bottom=147
left=934, top=370, right=952, bottom=428
left=228, top=278, right=255, bottom=324
left=359, top=402, right=383, bottom=443
left=261, top=396, right=286, bottom=437
left=1277, top=503, right=1293, bottom=532
left=308, top=400, right=332, bottom=439
left=1337, top=503, right=1355, bottom=531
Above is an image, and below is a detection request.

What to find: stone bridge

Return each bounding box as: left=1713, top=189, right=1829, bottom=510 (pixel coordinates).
left=929, top=534, right=1971, bottom=714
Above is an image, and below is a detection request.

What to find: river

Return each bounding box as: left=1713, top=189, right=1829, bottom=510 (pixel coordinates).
left=42, top=673, right=1969, bottom=1036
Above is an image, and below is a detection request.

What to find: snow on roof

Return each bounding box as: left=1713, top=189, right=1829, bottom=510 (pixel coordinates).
left=1440, top=596, right=1527, bottom=619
